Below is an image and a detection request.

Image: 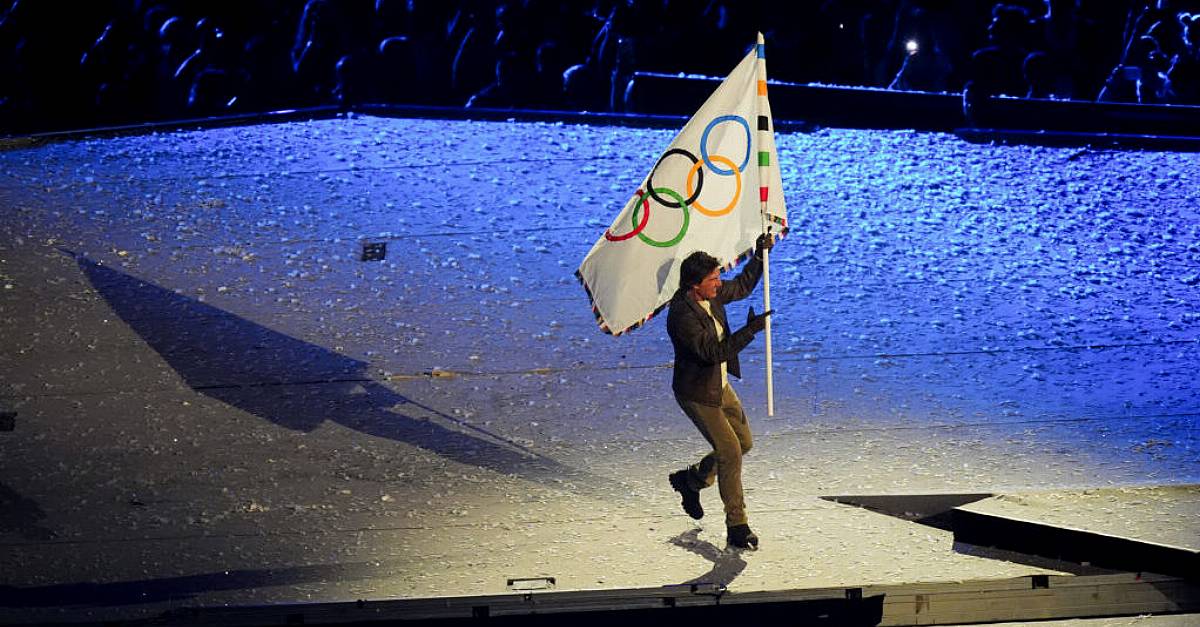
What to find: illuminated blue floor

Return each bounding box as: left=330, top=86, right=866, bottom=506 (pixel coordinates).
left=0, top=115, right=1197, bottom=623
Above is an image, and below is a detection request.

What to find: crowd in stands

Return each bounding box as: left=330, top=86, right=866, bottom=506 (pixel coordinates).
left=2, top=1, right=1199, bottom=132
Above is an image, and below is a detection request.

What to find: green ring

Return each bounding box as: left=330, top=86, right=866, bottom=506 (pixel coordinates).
left=633, top=187, right=689, bottom=248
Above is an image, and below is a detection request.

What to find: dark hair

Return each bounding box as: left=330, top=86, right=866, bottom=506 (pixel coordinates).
left=679, top=251, right=720, bottom=289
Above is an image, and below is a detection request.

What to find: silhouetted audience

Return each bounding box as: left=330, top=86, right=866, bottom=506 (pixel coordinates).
left=3, top=1, right=1200, bottom=134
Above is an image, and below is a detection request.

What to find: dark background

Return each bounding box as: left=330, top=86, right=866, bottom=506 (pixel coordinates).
left=2, top=0, right=1199, bottom=134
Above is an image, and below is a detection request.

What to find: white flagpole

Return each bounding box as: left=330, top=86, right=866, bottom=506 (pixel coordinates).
left=763, top=234, right=774, bottom=416
left=755, top=32, right=775, bottom=417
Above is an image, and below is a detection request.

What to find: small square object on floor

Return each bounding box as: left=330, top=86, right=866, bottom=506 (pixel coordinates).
left=362, top=242, right=387, bottom=261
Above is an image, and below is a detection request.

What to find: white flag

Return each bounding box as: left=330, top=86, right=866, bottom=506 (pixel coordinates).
left=577, top=34, right=788, bottom=335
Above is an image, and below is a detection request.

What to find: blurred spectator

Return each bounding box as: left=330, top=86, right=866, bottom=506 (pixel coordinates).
left=154, top=15, right=192, bottom=97
left=1183, top=10, right=1200, bottom=56
left=1027, top=0, right=1080, bottom=99
left=1165, top=12, right=1200, bottom=103
left=333, top=52, right=368, bottom=106
left=1022, top=50, right=1057, bottom=97
left=1098, top=34, right=1171, bottom=103
left=449, top=5, right=498, bottom=101
left=562, top=58, right=607, bottom=112
left=187, top=67, right=237, bottom=112
left=240, top=9, right=299, bottom=112
left=1098, top=2, right=1200, bottom=104
left=586, top=1, right=634, bottom=112
left=465, top=52, right=532, bottom=109
left=859, top=1, right=963, bottom=89
left=178, top=18, right=246, bottom=114
left=292, top=0, right=342, bottom=105
left=80, top=21, right=132, bottom=117
left=531, top=40, right=568, bottom=109
left=374, top=35, right=414, bottom=103
left=291, top=0, right=373, bottom=106
left=968, top=4, right=1037, bottom=99
left=887, top=5, right=955, bottom=92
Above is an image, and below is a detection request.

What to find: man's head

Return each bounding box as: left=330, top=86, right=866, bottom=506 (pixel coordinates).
left=680, top=251, right=721, bottom=301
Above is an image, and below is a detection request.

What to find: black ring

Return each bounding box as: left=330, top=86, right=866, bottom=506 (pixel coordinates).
left=646, top=148, right=703, bottom=208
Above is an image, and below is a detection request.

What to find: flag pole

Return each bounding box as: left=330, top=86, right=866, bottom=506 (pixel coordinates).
left=755, top=32, right=774, bottom=417
left=763, top=232, right=774, bottom=417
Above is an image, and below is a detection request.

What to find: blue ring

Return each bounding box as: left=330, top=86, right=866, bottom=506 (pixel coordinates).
left=700, top=115, right=751, bottom=175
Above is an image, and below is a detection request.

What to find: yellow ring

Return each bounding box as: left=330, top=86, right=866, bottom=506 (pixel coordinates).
left=685, top=154, right=740, bottom=217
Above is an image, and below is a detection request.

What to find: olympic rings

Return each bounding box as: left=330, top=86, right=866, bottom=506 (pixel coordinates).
left=700, top=115, right=751, bottom=175
left=686, top=154, right=740, bottom=217
left=604, top=115, right=754, bottom=248
left=604, top=190, right=651, bottom=241
left=633, top=187, right=689, bottom=248
left=647, top=148, right=703, bottom=208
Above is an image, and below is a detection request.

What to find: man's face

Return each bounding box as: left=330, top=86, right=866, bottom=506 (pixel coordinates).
left=693, top=268, right=721, bottom=301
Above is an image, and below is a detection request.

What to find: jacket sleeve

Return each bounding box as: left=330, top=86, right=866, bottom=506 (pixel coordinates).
left=716, top=255, right=763, bottom=304
left=668, top=303, right=757, bottom=366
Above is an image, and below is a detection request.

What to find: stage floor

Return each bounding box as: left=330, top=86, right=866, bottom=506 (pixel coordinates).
left=1, top=115, right=1197, bottom=624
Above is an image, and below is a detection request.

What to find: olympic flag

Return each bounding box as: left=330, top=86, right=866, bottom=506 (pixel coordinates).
left=576, top=33, right=788, bottom=337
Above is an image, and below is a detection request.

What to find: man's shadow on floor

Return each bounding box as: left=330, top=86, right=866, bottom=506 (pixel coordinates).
left=74, top=255, right=602, bottom=489
left=669, top=528, right=747, bottom=586
left=0, top=482, right=56, bottom=542
left=0, top=559, right=397, bottom=607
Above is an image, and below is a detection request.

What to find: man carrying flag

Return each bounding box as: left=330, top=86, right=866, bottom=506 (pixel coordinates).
left=667, top=239, right=773, bottom=549
left=577, top=32, right=787, bottom=550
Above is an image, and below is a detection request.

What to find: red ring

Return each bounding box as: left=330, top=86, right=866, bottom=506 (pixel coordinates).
left=604, top=190, right=651, bottom=241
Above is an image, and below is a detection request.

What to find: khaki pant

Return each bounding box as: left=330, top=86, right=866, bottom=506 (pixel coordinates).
left=676, top=385, right=753, bottom=527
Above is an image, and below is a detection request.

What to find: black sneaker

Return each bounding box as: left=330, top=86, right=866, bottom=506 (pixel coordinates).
left=668, top=470, right=703, bottom=520
left=727, top=524, right=758, bottom=549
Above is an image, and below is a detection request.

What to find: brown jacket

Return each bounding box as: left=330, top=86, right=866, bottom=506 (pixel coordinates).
left=666, top=256, right=764, bottom=406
